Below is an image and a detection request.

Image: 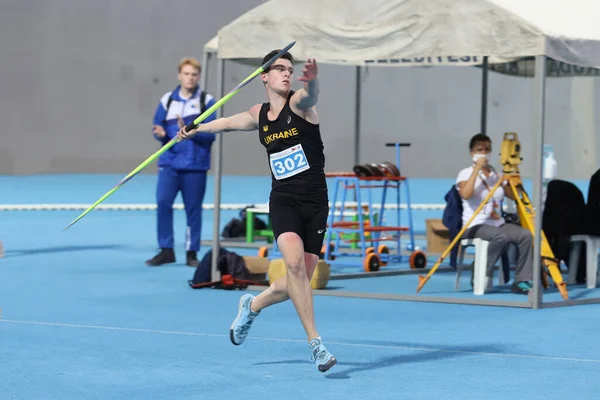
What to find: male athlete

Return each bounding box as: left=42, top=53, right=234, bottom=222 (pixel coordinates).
left=177, top=50, right=336, bottom=373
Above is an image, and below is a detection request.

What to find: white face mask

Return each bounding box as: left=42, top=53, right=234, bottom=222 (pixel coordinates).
left=472, top=153, right=490, bottom=163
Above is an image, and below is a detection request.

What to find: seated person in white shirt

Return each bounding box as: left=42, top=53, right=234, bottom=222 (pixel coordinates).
left=456, top=134, right=533, bottom=295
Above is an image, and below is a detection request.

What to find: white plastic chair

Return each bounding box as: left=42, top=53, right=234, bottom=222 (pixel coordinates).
left=568, top=234, right=600, bottom=288
left=455, top=238, right=505, bottom=295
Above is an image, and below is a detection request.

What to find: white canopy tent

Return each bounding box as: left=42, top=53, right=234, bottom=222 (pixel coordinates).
left=215, top=0, right=600, bottom=66
left=204, top=0, right=600, bottom=308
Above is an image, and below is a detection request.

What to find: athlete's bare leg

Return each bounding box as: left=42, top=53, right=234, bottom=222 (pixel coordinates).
left=251, top=250, right=318, bottom=312
left=252, top=232, right=319, bottom=340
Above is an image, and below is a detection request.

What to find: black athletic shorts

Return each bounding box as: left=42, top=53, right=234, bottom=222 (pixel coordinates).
left=269, top=192, right=329, bottom=256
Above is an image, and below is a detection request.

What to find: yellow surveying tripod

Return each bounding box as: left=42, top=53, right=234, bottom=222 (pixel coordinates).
left=417, top=132, right=568, bottom=300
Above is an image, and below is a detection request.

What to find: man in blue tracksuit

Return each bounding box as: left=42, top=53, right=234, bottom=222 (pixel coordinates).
left=146, top=57, right=217, bottom=267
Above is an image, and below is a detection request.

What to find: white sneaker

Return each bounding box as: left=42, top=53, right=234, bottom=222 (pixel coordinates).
left=229, top=294, right=260, bottom=346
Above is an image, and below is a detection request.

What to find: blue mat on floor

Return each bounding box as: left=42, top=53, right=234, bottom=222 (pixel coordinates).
left=2, top=174, right=600, bottom=399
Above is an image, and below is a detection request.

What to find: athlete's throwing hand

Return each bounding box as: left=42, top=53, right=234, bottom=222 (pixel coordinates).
left=298, top=59, right=318, bottom=83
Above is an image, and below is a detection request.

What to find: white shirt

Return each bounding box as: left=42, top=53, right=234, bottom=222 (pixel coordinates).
left=456, top=166, right=505, bottom=229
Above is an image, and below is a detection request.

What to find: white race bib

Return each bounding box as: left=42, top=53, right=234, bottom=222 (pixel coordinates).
left=269, top=144, right=310, bottom=180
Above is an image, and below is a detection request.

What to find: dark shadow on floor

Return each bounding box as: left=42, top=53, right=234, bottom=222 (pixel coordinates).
left=4, top=245, right=125, bottom=257
left=252, top=342, right=509, bottom=379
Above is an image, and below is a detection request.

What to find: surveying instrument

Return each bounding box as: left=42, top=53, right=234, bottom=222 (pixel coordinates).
left=416, top=132, right=568, bottom=300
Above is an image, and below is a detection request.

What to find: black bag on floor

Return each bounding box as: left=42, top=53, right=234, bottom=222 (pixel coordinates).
left=188, top=247, right=262, bottom=290
left=221, top=205, right=269, bottom=238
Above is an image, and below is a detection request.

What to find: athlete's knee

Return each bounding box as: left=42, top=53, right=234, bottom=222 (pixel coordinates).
left=285, top=256, right=306, bottom=277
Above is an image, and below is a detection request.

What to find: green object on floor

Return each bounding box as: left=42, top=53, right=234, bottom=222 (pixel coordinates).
left=245, top=208, right=274, bottom=243
left=244, top=208, right=378, bottom=247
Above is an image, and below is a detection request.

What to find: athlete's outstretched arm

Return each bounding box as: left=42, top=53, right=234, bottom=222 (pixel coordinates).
left=292, top=58, right=319, bottom=110
left=177, top=104, right=260, bottom=140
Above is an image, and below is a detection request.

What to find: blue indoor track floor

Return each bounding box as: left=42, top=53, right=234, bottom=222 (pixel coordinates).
left=2, top=175, right=600, bottom=399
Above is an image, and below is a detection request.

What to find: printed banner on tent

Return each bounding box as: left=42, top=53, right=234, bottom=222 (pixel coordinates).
left=489, top=57, right=600, bottom=77
left=352, top=56, right=600, bottom=77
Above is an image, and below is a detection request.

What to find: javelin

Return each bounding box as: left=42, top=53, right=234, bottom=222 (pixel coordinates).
left=64, top=41, right=296, bottom=230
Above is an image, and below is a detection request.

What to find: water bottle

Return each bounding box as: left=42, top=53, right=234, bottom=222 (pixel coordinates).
left=542, top=145, right=557, bottom=213
left=543, top=145, right=557, bottom=181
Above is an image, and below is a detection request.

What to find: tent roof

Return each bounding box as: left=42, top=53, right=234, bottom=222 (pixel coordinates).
left=211, top=0, right=600, bottom=68
left=204, top=35, right=218, bottom=53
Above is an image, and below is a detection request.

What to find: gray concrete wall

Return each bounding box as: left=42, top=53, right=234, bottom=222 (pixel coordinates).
left=1, top=0, right=598, bottom=180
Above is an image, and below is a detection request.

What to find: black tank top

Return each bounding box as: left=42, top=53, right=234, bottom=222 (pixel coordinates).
left=258, top=91, right=327, bottom=197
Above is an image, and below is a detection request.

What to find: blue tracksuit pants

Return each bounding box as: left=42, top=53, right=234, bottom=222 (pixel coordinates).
left=156, top=166, right=207, bottom=251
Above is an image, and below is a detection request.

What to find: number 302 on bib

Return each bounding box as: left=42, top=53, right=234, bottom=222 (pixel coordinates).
left=269, top=144, right=311, bottom=180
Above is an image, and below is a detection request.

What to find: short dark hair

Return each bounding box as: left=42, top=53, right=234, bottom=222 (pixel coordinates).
left=262, top=50, right=293, bottom=69
left=469, top=133, right=491, bottom=150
